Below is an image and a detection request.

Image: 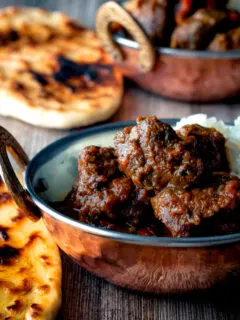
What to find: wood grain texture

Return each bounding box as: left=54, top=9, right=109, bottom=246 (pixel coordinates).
left=0, top=0, right=240, bottom=319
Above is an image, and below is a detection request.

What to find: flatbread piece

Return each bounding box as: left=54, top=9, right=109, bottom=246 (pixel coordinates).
left=0, top=7, right=123, bottom=128
left=0, top=178, right=62, bottom=319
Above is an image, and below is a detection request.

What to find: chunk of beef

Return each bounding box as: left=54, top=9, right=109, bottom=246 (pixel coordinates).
left=177, top=124, right=229, bottom=172
left=122, top=0, right=178, bottom=45
left=209, top=26, right=240, bottom=51
left=72, top=146, right=159, bottom=235
left=76, top=145, right=120, bottom=191
left=171, top=9, right=228, bottom=49
left=114, top=116, right=204, bottom=193
left=151, top=173, right=240, bottom=237
left=115, top=1, right=230, bottom=47
left=175, top=0, right=229, bottom=24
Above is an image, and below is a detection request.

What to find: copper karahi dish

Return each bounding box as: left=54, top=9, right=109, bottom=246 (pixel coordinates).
left=1, top=116, right=240, bottom=294
left=95, top=1, right=240, bottom=102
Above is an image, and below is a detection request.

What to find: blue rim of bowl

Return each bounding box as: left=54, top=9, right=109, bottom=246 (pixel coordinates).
left=25, top=119, right=240, bottom=248
left=114, top=35, right=240, bottom=59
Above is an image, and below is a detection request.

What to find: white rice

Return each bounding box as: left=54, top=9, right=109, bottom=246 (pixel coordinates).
left=174, top=114, right=240, bottom=178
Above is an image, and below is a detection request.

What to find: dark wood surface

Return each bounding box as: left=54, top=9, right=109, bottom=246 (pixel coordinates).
left=0, top=0, right=240, bottom=319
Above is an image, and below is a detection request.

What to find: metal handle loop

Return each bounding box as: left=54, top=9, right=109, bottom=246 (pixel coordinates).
left=95, top=1, right=156, bottom=73
left=0, top=126, right=41, bottom=221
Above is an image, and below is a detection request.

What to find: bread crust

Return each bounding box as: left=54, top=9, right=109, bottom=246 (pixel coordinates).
left=0, top=178, right=62, bottom=319
left=0, top=7, right=123, bottom=128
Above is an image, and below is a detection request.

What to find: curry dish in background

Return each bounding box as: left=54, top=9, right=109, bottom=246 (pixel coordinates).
left=54, top=116, right=240, bottom=238
left=114, top=0, right=240, bottom=51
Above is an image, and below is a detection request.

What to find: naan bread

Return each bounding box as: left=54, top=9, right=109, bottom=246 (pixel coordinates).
left=0, top=178, right=62, bottom=319
left=0, top=7, right=123, bottom=129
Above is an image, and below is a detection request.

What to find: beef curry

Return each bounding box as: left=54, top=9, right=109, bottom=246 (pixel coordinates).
left=56, top=117, right=240, bottom=238
left=115, top=0, right=240, bottom=51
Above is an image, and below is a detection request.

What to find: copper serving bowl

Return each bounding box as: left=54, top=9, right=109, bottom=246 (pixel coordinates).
left=1, top=121, right=240, bottom=294
left=95, top=1, right=240, bottom=102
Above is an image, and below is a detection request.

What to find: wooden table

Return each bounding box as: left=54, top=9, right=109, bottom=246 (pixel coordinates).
left=1, top=0, right=240, bottom=319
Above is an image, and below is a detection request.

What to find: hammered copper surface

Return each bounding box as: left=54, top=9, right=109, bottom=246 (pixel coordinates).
left=117, top=46, right=240, bottom=102
left=43, top=212, right=240, bottom=293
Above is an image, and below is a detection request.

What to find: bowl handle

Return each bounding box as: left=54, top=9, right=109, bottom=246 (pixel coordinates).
left=0, top=126, right=41, bottom=221
left=95, top=1, right=156, bottom=73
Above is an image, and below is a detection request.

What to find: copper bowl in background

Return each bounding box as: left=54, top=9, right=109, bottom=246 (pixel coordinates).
left=1, top=121, right=240, bottom=294
left=95, top=1, right=240, bottom=103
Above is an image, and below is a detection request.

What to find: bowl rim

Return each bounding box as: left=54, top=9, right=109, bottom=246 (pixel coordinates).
left=114, top=35, right=240, bottom=59
left=25, top=119, right=240, bottom=248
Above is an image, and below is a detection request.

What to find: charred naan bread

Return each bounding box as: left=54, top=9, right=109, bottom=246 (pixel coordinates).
left=0, top=178, right=62, bottom=319
left=0, top=7, right=123, bottom=128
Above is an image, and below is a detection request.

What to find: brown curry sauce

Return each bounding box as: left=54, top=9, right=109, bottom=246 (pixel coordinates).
left=51, top=117, right=240, bottom=238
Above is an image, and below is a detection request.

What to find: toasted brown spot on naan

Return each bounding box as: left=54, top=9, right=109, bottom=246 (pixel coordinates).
left=18, top=267, right=27, bottom=273
left=0, top=193, right=12, bottom=204
left=9, top=279, right=32, bottom=294
left=38, top=284, right=50, bottom=294
left=0, top=280, right=12, bottom=288
left=7, top=300, right=22, bottom=312
left=28, top=232, right=41, bottom=243
left=0, top=246, right=19, bottom=265
left=40, top=255, right=52, bottom=267
left=31, top=303, right=42, bottom=311
left=30, top=311, right=41, bottom=318
left=11, top=209, right=24, bottom=222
